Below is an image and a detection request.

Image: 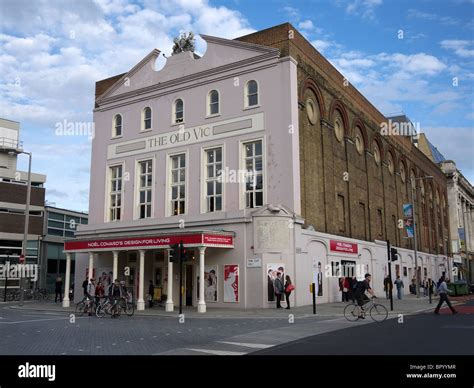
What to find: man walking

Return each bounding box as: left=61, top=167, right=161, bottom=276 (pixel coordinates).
left=274, top=272, right=285, bottom=309
left=54, top=277, right=63, bottom=303
left=434, top=276, right=457, bottom=315
left=383, top=275, right=392, bottom=299
left=394, top=276, right=404, bottom=300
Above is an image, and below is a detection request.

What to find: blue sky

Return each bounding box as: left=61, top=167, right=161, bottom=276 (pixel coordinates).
left=0, top=0, right=473, bottom=212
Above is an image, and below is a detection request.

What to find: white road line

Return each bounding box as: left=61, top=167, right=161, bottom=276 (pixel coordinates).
left=0, top=317, right=71, bottom=324
left=217, top=341, right=274, bottom=349
left=186, top=349, right=246, bottom=356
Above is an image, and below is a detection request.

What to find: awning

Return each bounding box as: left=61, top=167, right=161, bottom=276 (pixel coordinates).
left=64, top=230, right=234, bottom=252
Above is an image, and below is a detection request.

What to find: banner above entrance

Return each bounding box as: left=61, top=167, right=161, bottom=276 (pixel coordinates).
left=330, top=239, right=358, bottom=254
left=64, top=232, right=234, bottom=252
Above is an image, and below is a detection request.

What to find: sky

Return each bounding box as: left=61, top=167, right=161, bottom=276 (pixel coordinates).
left=0, top=0, right=473, bottom=212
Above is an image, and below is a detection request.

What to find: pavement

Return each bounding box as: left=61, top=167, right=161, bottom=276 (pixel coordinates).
left=0, top=294, right=471, bottom=355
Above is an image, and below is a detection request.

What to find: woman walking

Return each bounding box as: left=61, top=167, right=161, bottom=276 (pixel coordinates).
left=284, top=275, right=295, bottom=310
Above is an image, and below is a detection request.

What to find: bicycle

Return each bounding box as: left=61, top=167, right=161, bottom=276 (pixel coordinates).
left=75, top=296, right=95, bottom=316
left=344, top=297, right=388, bottom=322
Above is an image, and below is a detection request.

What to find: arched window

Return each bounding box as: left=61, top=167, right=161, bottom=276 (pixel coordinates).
left=113, top=114, right=122, bottom=137
left=400, top=162, right=406, bottom=183
left=174, top=99, right=184, bottom=123
left=373, top=141, right=381, bottom=165
left=208, top=90, right=219, bottom=115
left=354, top=126, right=364, bottom=154
left=334, top=112, right=344, bottom=142
left=142, top=107, right=152, bottom=130
left=246, top=80, right=258, bottom=107
left=387, top=152, right=395, bottom=174
left=306, top=97, right=318, bottom=125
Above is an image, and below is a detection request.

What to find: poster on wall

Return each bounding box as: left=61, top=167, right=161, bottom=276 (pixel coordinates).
left=311, top=258, right=323, bottom=296
left=96, top=267, right=113, bottom=291
left=266, top=264, right=286, bottom=302
left=403, top=204, right=414, bottom=238
left=223, top=265, right=239, bottom=302
left=197, top=265, right=218, bottom=302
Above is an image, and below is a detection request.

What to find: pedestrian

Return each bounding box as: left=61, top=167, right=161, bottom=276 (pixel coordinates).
left=284, top=275, right=295, bottom=310
left=82, top=277, right=88, bottom=297
left=274, top=272, right=284, bottom=309
left=349, top=276, right=357, bottom=302
left=148, top=280, right=154, bottom=308
left=383, top=275, right=392, bottom=299
left=109, top=279, right=123, bottom=318
left=339, top=277, right=345, bottom=302
left=87, top=278, right=96, bottom=316
left=434, top=276, right=457, bottom=315
left=394, top=276, right=404, bottom=300
left=95, top=281, right=104, bottom=307
left=422, top=276, right=428, bottom=297
left=55, top=277, right=63, bottom=303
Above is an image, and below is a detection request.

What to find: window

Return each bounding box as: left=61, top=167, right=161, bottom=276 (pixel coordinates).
left=355, top=127, right=364, bottom=155
left=306, top=98, right=318, bottom=125
left=359, top=202, right=367, bottom=240
left=400, top=163, right=406, bottom=182
left=377, top=208, right=383, bottom=238
left=334, top=112, right=344, bottom=142
left=208, top=90, right=219, bottom=116
left=387, top=152, right=394, bottom=174
left=246, top=80, right=258, bottom=107
left=337, top=194, right=345, bottom=233
left=243, top=140, right=263, bottom=208
left=142, top=107, right=152, bottom=130
left=138, top=160, right=152, bottom=219
left=109, top=165, right=123, bottom=221
left=170, top=154, right=186, bottom=215
left=174, top=99, right=184, bottom=124
left=113, top=114, right=122, bottom=137
left=205, top=148, right=223, bottom=212
left=373, top=141, right=381, bottom=165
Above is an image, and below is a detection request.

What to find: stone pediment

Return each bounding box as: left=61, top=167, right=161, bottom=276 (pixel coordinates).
left=97, top=34, right=280, bottom=103
left=252, top=204, right=295, bottom=217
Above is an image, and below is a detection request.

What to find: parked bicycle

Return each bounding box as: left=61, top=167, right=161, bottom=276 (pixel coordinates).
left=344, top=297, right=388, bottom=322
left=75, top=296, right=95, bottom=316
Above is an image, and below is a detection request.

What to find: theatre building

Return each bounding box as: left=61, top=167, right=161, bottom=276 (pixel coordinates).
left=64, top=23, right=451, bottom=312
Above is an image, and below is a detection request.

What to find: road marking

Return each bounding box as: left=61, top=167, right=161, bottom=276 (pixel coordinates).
left=186, top=349, right=246, bottom=356
left=217, top=341, right=274, bottom=349
left=0, top=317, right=73, bottom=324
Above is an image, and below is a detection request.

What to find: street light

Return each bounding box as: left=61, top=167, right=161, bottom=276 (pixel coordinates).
left=8, top=149, right=32, bottom=307
left=411, top=175, right=433, bottom=298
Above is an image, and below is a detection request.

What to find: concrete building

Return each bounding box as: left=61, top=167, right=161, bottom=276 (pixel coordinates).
left=64, top=24, right=452, bottom=311
left=39, top=206, right=88, bottom=292
left=0, top=118, right=46, bottom=292
left=440, top=161, right=474, bottom=282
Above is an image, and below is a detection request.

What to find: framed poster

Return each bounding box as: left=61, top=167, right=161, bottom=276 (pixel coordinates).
left=267, top=264, right=285, bottom=302
left=223, top=264, right=239, bottom=302
left=197, top=265, right=218, bottom=302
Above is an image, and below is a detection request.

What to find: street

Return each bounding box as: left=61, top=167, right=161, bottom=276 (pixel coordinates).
left=253, top=299, right=474, bottom=355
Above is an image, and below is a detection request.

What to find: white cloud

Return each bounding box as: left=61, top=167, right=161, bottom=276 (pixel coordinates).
left=376, top=53, right=446, bottom=75
left=344, top=0, right=383, bottom=20
left=298, top=20, right=314, bottom=30
left=441, top=40, right=474, bottom=58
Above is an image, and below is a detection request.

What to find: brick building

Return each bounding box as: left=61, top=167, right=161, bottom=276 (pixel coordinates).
left=64, top=23, right=452, bottom=311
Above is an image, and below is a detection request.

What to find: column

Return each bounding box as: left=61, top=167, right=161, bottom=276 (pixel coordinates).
left=112, top=251, right=118, bottom=281
left=88, top=252, right=94, bottom=280
left=198, top=247, right=206, bottom=313
left=165, top=249, right=174, bottom=312
left=62, top=253, right=71, bottom=307
left=137, top=250, right=145, bottom=311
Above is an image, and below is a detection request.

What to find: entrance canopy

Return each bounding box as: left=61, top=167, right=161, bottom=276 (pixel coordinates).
left=64, top=231, right=234, bottom=253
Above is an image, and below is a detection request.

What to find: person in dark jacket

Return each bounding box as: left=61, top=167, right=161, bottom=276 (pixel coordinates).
left=148, top=280, right=154, bottom=308
left=109, top=279, right=123, bottom=318
left=274, top=272, right=285, bottom=309
left=55, top=277, right=63, bottom=303
left=434, top=276, right=457, bottom=315
left=284, top=275, right=294, bottom=310
left=82, top=277, right=88, bottom=297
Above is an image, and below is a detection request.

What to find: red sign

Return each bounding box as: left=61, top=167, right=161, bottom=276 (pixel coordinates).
left=65, top=233, right=233, bottom=251
left=330, top=240, right=358, bottom=254
left=203, top=234, right=233, bottom=245
left=19, top=255, right=25, bottom=264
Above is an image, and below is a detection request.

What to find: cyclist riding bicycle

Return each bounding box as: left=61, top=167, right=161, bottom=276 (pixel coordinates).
left=354, top=273, right=377, bottom=319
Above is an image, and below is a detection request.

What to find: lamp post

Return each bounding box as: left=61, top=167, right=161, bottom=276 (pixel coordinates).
left=11, top=150, right=32, bottom=307
left=3, top=250, right=11, bottom=302
left=411, top=175, right=433, bottom=298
